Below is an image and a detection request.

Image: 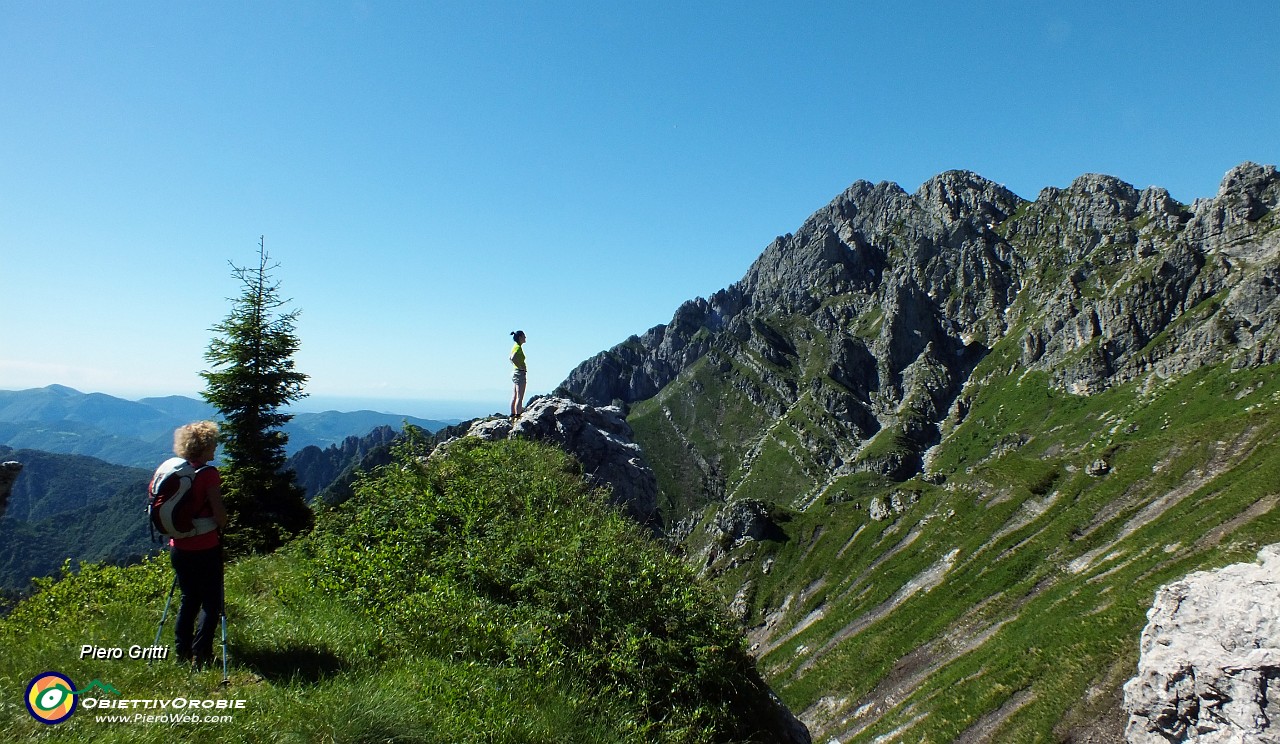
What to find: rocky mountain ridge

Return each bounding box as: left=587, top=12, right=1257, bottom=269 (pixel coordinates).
left=563, top=162, right=1278, bottom=502
left=290, top=424, right=400, bottom=501
left=558, top=162, right=1280, bottom=742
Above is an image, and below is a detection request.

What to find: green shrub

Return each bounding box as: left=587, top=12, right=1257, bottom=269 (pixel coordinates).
left=306, top=436, right=785, bottom=742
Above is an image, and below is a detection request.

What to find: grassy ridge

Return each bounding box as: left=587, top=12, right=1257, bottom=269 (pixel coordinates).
left=1, top=437, right=788, bottom=743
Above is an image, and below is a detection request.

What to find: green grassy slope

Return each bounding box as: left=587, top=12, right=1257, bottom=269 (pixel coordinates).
left=1, top=437, right=792, bottom=743
left=680, top=346, right=1280, bottom=742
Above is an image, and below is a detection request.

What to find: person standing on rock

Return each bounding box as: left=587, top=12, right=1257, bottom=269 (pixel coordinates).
left=510, top=330, right=528, bottom=418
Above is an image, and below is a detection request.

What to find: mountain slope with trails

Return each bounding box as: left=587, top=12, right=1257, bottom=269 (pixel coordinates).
left=561, top=162, right=1280, bottom=742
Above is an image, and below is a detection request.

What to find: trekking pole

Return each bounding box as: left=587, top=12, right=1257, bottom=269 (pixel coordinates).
left=151, top=575, right=178, bottom=664
left=220, top=607, right=229, bottom=685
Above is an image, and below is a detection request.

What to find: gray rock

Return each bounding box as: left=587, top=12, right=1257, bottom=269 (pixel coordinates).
left=1123, top=544, right=1280, bottom=743
left=868, top=490, right=918, bottom=521
left=713, top=499, right=782, bottom=545
left=728, top=579, right=754, bottom=623
left=1087, top=458, right=1111, bottom=477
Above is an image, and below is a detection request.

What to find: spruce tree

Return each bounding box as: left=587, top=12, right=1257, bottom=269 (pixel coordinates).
left=200, top=237, right=312, bottom=555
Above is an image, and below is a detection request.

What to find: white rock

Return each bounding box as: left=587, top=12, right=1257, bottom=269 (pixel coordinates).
left=1123, top=544, right=1280, bottom=743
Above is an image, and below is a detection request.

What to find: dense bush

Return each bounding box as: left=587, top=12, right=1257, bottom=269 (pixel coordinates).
left=305, top=435, right=785, bottom=742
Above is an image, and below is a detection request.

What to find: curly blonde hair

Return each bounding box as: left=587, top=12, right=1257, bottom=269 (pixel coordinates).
left=174, top=421, right=220, bottom=461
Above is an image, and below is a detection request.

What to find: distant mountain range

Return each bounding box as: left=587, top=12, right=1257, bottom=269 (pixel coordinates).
left=0, top=386, right=459, bottom=597
left=0, top=385, right=456, bottom=468
left=0, top=422, right=418, bottom=598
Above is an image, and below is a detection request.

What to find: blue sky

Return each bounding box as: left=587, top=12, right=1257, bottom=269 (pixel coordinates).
left=2, top=2, right=1276, bottom=419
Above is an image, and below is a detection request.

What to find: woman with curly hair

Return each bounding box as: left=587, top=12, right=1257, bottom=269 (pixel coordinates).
left=161, top=420, right=227, bottom=669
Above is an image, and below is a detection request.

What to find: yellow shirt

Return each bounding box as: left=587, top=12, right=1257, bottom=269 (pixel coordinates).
left=510, top=343, right=526, bottom=370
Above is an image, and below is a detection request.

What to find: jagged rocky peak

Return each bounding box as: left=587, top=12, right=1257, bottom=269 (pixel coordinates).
left=1218, top=161, right=1280, bottom=218
left=1188, top=162, right=1280, bottom=260
left=1016, top=163, right=1280, bottom=395
left=744, top=171, right=1021, bottom=309
left=913, top=169, right=1021, bottom=226
left=562, top=169, right=1034, bottom=427
left=561, top=163, right=1279, bottom=489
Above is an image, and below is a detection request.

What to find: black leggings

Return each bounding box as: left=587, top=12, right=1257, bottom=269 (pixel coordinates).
left=171, top=545, right=224, bottom=663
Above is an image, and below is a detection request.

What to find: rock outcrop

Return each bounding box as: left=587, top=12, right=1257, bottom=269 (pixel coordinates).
left=455, top=396, right=659, bottom=527
left=712, top=498, right=785, bottom=546
left=0, top=461, right=20, bottom=519
left=1123, top=544, right=1280, bottom=743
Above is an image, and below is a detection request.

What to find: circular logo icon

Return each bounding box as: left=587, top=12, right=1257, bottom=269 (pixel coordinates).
left=25, top=672, right=77, bottom=724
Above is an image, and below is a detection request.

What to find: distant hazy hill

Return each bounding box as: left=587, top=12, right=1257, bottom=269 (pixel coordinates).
left=135, top=393, right=220, bottom=422
left=0, top=425, right=420, bottom=595
left=0, top=444, right=153, bottom=596
left=0, top=386, right=455, bottom=468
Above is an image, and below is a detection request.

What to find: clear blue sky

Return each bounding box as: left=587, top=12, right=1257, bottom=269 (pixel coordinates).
left=2, top=2, right=1276, bottom=419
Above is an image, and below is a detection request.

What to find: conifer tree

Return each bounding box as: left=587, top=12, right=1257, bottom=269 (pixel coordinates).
left=200, top=237, right=312, bottom=555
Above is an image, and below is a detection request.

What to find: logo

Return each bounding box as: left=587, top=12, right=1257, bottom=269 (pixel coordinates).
left=23, top=674, right=120, bottom=724
left=25, top=672, right=78, bottom=724
left=78, top=680, right=121, bottom=696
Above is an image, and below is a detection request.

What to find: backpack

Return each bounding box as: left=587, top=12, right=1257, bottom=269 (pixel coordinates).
left=148, top=457, right=217, bottom=540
